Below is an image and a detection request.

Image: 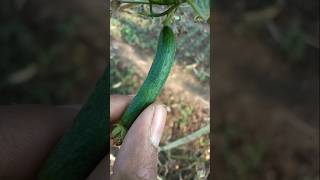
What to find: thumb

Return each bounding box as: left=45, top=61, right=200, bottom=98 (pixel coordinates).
left=111, top=103, right=167, bottom=180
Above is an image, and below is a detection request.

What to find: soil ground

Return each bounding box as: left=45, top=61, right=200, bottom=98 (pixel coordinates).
left=212, top=11, right=319, bottom=180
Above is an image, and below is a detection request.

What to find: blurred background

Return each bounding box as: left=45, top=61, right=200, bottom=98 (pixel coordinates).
left=0, top=0, right=106, bottom=105
left=213, top=0, right=319, bottom=179
left=110, top=2, right=210, bottom=179
left=1, top=0, right=211, bottom=179
left=1, top=0, right=319, bottom=179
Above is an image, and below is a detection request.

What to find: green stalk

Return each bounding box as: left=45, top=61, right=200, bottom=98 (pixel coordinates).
left=120, top=0, right=151, bottom=4
left=149, top=0, right=186, bottom=5
left=146, top=4, right=178, bottom=17
left=160, top=124, right=210, bottom=151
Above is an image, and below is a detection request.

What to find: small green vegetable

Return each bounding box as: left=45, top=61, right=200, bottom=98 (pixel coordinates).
left=112, top=26, right=176, bottom=145
left=38, top=68, right=108, bottom=180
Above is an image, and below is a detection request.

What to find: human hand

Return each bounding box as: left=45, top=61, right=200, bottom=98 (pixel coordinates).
left=109, top=95, right=167, bottom=180
left=0, top=95, right=166, bottom=180
left=0, top=104, right=79, bottom=179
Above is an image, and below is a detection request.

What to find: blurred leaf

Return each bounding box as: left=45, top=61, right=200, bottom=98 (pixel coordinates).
left=187, top=0, right=210, bottom=22
left=7, top=63, right=38, bottom=84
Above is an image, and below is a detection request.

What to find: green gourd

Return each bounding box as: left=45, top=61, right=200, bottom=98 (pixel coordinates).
left=38, top=68, right=109, bottom=180
left=112, top=25, right=176, bottom=145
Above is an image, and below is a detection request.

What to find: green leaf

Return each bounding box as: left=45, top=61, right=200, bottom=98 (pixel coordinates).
left=187, top=0, right=210, bottom=22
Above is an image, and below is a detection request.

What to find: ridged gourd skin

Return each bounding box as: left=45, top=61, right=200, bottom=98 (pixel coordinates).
left=112, top=26, right=176, bottom=143
left=38, top=68, right=109, bottom=180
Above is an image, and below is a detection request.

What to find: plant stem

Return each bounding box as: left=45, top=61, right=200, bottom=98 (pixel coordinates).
left=160, top=124, right=210, bottom=151
left=120, top=0, right=176, bottom=5
left=145, top=4, right=178, bottom=17
left=186, top=0, right=206, bottom=21
left=120, top=0, right=151, bottom=4
left=163, top=4, right=177, bottom=25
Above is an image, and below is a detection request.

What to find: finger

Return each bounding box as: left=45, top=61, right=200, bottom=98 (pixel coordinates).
left=0, top=105, right=78, bottom=179
left=110, top=95, right=133, bottom=123
left=111, top=103, right=167, bottom=180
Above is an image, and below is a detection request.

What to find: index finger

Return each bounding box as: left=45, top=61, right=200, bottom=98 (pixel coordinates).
left=110, top=95, right=133, bottom=123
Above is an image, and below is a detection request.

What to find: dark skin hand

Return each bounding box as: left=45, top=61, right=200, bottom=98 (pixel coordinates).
left=0, top=95, right=166, bottom=180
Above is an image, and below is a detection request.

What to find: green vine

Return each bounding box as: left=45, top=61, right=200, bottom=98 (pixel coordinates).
left=117, top=0, right=185, bottom=24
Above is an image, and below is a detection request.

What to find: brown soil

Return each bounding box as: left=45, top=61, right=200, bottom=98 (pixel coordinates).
left=212, top=11, right=319, bottom=179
